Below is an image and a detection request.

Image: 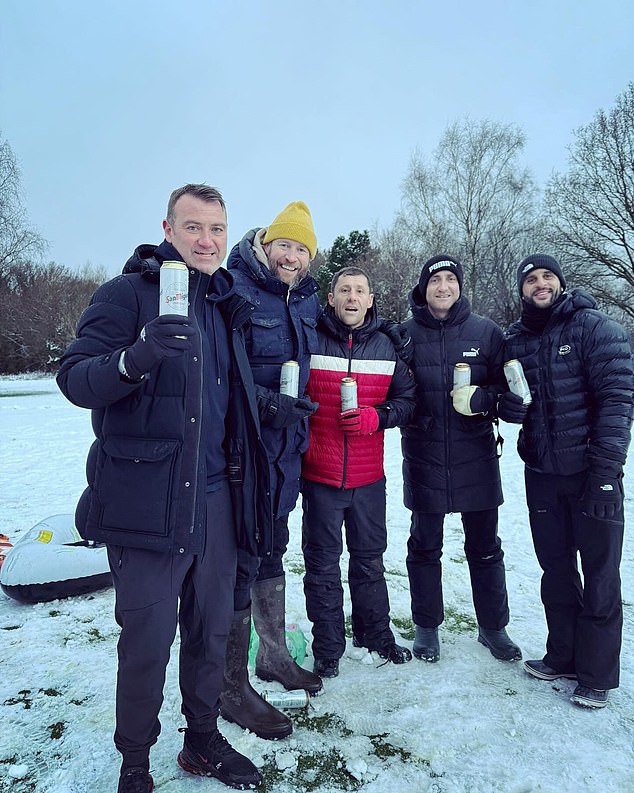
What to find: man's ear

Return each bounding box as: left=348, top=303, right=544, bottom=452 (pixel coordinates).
left=327, top=292, right=335, bottom=307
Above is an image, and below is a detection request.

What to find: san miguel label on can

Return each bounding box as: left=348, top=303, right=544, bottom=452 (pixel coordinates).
left=504, top=359, right=532, bottom=405
left=280, top=361, right=300, bottom=398
left=159, top=261, right=189, bottom=317
left=340, top=377, right=358, bottom=411
left=453, top=362, right=471, bottom=390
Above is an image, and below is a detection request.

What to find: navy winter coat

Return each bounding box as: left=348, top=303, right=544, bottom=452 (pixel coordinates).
left=57, top=244, right=273, bottom=557
left=505, top=289, right=633, bottom=475
left=227, top=228, right=321, bottom=518
left=401, top=292, right=505, bottom=514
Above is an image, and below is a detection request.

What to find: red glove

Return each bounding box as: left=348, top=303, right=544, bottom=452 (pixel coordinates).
left=338, top=407, right=379, bottom=435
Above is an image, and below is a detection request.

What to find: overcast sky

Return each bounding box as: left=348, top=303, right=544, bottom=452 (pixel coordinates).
left=2, top=0, right=633, bottom=276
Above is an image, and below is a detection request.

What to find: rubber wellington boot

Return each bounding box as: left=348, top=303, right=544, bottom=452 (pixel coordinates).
left=252, top=575, right=323, bottom=695
left=219, top=608, right=292, bottom=740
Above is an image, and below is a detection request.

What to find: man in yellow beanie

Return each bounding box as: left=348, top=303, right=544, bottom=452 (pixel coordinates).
left=220, top=202, right=323, bottom=740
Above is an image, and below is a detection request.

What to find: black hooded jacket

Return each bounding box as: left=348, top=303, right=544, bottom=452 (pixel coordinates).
left=57, top=243, right=273, bottom=557
left=505, top=288, right=633, bottom=476
left=401, top=290, right=505, bottom=514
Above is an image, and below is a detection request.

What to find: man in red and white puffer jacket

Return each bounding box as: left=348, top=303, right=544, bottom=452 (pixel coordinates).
left=301, top=266, right=416, bottom=679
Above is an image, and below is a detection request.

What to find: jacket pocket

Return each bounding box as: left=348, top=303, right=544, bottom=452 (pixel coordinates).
left=300, top=315, right=319, bottom=354
left=250, top=316, right=288, bottom=357
left=92, top=436, right=180, bottom=537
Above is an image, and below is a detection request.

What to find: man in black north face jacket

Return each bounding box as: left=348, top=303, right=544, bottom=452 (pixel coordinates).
left=57, top=184, right=270, bottom=793
left=505, top=254, right=633, bottom=711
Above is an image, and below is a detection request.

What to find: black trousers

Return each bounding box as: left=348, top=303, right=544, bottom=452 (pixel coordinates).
left=107, top=484, right=237, bottom=767
left=301, top=478, right=395, bottom=659
left=407, top=508, right=510, bottom=630
left=233, top=515, right=290, bottom=612
left=525, top=468, right=624, bottom=690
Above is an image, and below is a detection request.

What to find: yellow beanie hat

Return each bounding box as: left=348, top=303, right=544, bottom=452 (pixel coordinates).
left=262, top=201, right=317, bottom=259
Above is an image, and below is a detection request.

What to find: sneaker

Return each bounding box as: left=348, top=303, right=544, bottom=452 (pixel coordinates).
left=118, top=767, right=153, bottom=793
left=313, top=658, right=339, bottom=678
left=177, top=728, right=262, bottom=789
left=413, top=626, right=440, bottom=663
left=477, top=627, right=522, bottom=661
left=570, top=685, right=609, bottom=709
left=376, top=642, right=412, bottom=664
left=523, top=659, right=577, bottom=681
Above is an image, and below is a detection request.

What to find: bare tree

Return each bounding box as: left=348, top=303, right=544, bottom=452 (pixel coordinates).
left=371, top=218, right=421, bottom=320
left=0, top=134, right=46, bottom=272
left=544, top=82, right=634, bottom=321
left=399, top=118, right=539, bottom=322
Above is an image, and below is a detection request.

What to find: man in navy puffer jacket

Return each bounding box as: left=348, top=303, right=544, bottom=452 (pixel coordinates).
left=57, top=185, right=270, bottom=793
left=220, top=202, right=323, bottom=740
left=504, top=254, right=633, bottom=710
left=401, top=255, right=522, bottom=666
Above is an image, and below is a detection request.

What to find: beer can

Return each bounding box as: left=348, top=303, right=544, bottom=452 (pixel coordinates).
left=504, top=359, right=532, bottom=405
left=340, top=377, right=358, bottom=411
left=453, top=362, right=471, bottom=390
left=159, top=261, right=189, bottom=317
left=280, top=361, right=300, bottom=398
left=261, top=689, right=310, bottom=709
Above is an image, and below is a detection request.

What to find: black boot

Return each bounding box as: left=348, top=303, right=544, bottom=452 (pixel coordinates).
left=477, top=626, right=522, bottom=661
left=413, top=625, right=440, bottom=662
left=177, top=725, right=262, bottom=788
left=220, top=608, right=292, bottom=740
left=252, top=576, right=323, bottom=695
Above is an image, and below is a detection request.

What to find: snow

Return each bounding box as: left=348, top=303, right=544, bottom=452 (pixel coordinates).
left=1, top=375, right=632, bottom=793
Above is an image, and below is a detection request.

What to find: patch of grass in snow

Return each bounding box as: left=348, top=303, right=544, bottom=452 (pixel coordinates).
left=48, top=609, right=61, bottom=617
left=1, top=625, right=21, bottom=630
left=86, top=626, right=107, bottom=642
left=449, top=553, right=467, bottom=564
left=3, top=690, right=33, bottom=709
left=292, top=710, right=353, bottom=736
left=48, top=722, right=65, bottom=739
left=41, top=688, right=62, bottom=697
left=391, top=615, right=415, bottom=640
left=443, top=606, right=477, bottom=634
left=286, top=561, right=305, bottom=575
left=368, top=733, right=414, bottom=762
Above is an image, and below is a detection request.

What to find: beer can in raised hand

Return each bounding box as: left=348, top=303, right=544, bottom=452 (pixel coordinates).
left=280, top=361, right=300, bottom=398
left=453, top=362, right=471, bottom=390
left=159, top=261, right=189, bottom=317
left=340, top=377, right=358, bottom=411
left=504, top=360, right=532, bottom=405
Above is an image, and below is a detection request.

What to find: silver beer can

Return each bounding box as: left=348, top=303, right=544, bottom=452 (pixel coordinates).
left=453, top=362, right=471, bottom=390
left=504, top=359, right=532, bottom=405
left=340, top=377, right=358, bottom=411
left=261, top=689, right=310, bottom=709
left=159, top=261, right=189, bottom=317
left=280, top=361, right=300, bottom=398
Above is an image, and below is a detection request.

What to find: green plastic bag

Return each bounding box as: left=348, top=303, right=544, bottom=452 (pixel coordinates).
left=247, top=620, right=307, bottom=668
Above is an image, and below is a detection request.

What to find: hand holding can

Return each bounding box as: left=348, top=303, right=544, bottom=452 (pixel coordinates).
left=504, top=360, right=532, bottom=405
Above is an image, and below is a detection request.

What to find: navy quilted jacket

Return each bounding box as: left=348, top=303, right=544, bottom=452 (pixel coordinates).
left=505, top=289, right=633, bottom=475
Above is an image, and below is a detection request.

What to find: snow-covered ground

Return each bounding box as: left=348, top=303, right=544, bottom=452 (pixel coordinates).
left=1, top=375, right=632, bottom=793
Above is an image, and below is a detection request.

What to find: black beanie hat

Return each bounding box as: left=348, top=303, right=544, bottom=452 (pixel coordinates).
left=517, top=254, right=566, bottom=294
left=418, top=255, right=464, bottom=299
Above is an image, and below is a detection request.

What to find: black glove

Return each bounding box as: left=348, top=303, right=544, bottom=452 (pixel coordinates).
left=582, top=471, right=623, bottom=520
left=380, top=319, right=414, bottom=366
left=258, top=390, right=319, bottom=429
left=497, top=391, right=529, bottom=424
left=124, top=314, right=195, bottom=380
